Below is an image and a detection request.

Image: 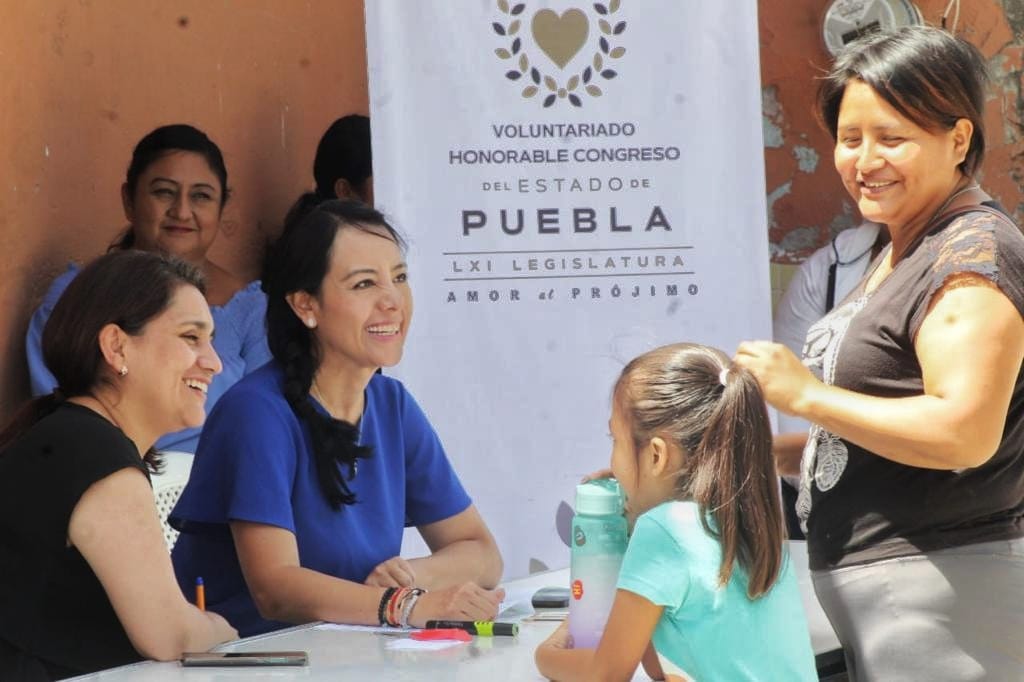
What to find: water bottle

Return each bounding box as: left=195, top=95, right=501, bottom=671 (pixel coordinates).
left=568, top=479, right=627, bottom=649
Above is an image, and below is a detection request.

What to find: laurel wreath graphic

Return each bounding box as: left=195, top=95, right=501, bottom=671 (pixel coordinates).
left=493, top=1, right=627, bottom=108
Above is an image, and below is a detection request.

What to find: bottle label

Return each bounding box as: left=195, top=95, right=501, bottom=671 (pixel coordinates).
left=568, top=552, right=624, bottom=649
left=573, top=525, right=586, bottom=547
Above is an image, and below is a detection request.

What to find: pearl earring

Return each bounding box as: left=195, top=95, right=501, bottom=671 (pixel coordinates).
left=118, top=366, right=128, bottom=377
left=306, top=318, right=317, bottom=329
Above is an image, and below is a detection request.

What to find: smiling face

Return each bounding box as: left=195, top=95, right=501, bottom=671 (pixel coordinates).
left=122, top=284, right=221, bottom=437
left=833, top=80, right=971, bottom=235
left=306, top=225, right=411, bottom=381
left=122, top=150, right=224, bottom=262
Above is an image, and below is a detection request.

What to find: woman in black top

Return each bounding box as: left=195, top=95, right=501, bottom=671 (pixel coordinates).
left=0, top=251, right=236, bottom=680
left=735, top=27, right=1024, bottom=680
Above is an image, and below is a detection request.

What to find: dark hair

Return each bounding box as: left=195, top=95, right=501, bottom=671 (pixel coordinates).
left=614, top=343, right=782, bottom=598
left=1, top=251, right=205, bottom=471
left=817, top=25, right=989, bottom=176
left=314, top=115, right=372, bottom=201
left=115, top=124, right=230, bottom=249
left=262, top=199, right=405, bottom=508
left=282, top=115, right=373, bottom=232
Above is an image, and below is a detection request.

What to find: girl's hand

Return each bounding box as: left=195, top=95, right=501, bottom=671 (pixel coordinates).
left=534, top=620, right=580, bottom=681
left=364, top=556, right=416, bottom=587
left=581, top=468, right=613, bottom=483
left=407, top=583, right=505, bottom=628
left=734, top=340, right=819, bottom=415
left=539, top=619, right=573, bottom=650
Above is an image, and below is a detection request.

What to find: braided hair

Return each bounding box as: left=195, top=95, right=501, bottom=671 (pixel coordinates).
left=262, top=199, right=405, bottom=508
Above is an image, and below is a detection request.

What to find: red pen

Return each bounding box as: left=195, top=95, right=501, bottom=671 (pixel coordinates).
left=195, top=576, right=206, bottom=611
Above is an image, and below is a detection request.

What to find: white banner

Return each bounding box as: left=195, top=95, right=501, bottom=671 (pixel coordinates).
left=366, top=0, right=769, bottom=578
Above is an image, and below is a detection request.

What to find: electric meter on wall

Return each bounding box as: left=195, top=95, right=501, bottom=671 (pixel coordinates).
left=822, top=0, right=923, bottom=56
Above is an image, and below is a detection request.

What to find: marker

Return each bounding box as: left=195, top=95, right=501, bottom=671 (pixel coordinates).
left=424, top=620, right=518, bottom=636
left=195, top=576, right=206, bottom=611
left=411, top=628, right=473, bottom=642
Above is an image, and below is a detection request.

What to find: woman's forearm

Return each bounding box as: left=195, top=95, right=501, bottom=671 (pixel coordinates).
left=796, top=383, right=1001, bottom=470
left=233, top=521, right=387, bottom=626
left=411, top=507, right=504, bottom=589
left=177, top=609, right=236, bottom=658
left=408, top=537, right=503, bottom=589
left=791, top=280, right=1023, bottom=470
left=248, top=563, right=384, bottom=626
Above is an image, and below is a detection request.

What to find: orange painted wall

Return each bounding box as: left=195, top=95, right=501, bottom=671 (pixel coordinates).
left=0, top=1, right=368, bottom=416
left=2, top=1, right=1022, bottom=418
left=760, top=0, right=1024, bottom=263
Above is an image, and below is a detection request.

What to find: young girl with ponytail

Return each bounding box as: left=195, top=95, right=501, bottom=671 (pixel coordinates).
left=535, top=343, right=816, bottom=681
left=169, top=200, right=503, bottom=636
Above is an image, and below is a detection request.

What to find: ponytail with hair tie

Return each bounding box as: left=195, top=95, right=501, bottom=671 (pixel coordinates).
left=615, top=343, right=783, bottom=598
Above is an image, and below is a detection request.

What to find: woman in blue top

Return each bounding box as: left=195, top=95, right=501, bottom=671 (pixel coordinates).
left=535, top=344, right=816, bottom=681
left=25, top=124, right=270, bottom=453
left=170, top=200, right=504, bottom=636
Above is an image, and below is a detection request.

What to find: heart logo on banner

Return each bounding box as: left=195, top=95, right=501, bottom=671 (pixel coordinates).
left=531, top=9, right=589, bottom=69
left=492, top=0, right=627, bottom=108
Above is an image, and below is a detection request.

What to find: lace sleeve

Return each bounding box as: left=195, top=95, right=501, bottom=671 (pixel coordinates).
left=910, top=210, right=1024, bottom=338
left=932, top=212, right=999, bottom=286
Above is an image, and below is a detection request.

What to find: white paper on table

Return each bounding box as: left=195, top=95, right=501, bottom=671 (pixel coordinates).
left=497, top=584, right=538, bottom=621
left=314, top=623, right=411, bottom=634
left=384, top=639, right=466, bottom=651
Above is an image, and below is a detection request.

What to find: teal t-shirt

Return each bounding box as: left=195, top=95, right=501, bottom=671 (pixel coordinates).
left=616, top=501, right=816, bottom=681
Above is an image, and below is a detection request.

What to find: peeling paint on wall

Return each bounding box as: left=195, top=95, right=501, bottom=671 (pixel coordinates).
left=762, top=85, right=784, bottom=149
left=828, top=201, right=857, bottom=239
left=772, top=226, right=819, bottom=260
left=1002, top=1, right=1024, bottom=40
left=760, top=0, right=1024, bottom=264
left=989, top=54, right=1020, bottom=144
left=766, top=180, right=791, bottom=229
left=793, top=145, right=819, bottom=173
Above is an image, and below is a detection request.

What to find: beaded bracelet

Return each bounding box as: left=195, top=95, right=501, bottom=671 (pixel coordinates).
left=377, top=587, right=398, bottom=626
left=386, top=587, right=410, bottom=627
left=399, top=588, right=426, bottom=629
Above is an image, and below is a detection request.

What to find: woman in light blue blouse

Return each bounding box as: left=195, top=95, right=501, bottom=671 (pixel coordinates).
left=26, top=124, right=270, bottom=453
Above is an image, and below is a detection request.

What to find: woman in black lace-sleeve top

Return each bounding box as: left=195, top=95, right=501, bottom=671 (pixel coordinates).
left=735, top=26, right=1024, bottom=681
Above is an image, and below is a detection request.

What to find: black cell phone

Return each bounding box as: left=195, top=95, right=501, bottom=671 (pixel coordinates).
left=532, top=586, right=571, bottom=608
left=181, top=651, right=309, bottom=667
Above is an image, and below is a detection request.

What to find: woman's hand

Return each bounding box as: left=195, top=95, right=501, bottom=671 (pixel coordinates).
left=364, top=557, right=416, bottom=588
left=407, top=582, right=505, bottom=628
left=202, top=610, right=238, bottom=646
left=734, top=340, right=819, bottom=415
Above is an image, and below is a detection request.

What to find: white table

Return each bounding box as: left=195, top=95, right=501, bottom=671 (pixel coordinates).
left=72, top=541, right=839, bottom=680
